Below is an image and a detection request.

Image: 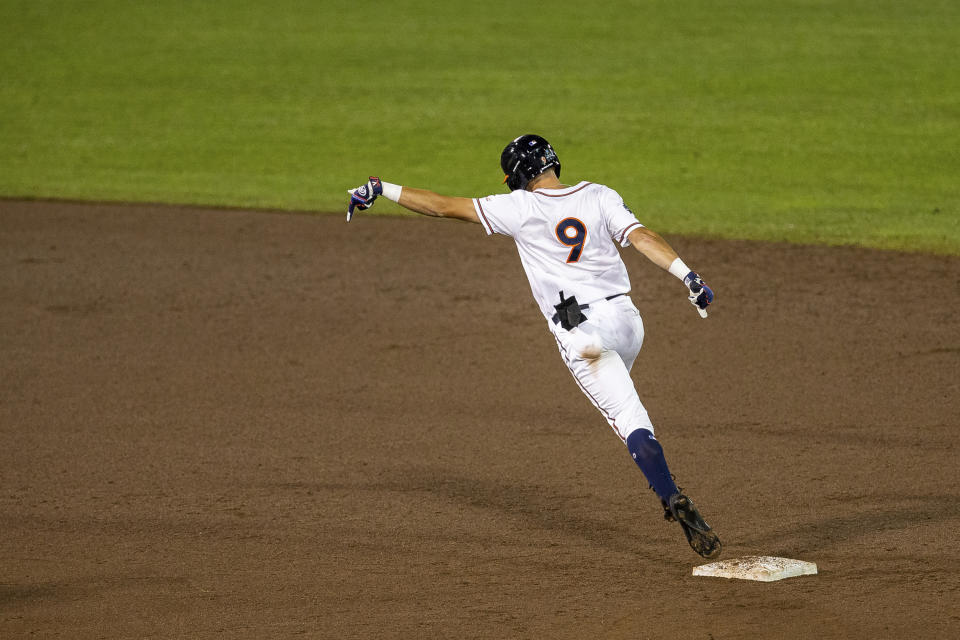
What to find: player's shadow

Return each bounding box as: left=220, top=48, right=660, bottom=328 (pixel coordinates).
left=0, top=582, right=61, bottom=606
left=737, top=493, right=960, bottom=555
left=391, top=466, right=665, bottom=558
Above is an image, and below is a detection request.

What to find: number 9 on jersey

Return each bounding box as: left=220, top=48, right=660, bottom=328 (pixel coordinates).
left=555, top=218, right=587, bottom=263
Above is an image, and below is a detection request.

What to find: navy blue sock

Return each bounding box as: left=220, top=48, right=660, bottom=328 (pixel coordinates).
left=626, top=428, right=679, bottom=504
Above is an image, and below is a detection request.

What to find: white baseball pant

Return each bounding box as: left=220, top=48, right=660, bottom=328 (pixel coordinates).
left=549, top=295, right=654, bottom=442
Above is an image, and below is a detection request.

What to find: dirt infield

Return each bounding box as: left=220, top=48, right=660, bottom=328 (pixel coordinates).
left=2, top=200, right=958, bottom=639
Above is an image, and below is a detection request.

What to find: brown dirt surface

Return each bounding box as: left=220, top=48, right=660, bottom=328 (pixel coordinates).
left=2, top=199, right=958, bottom=639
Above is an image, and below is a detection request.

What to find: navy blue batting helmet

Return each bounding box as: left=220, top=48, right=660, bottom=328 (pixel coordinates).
left=500, top=134, right=561, bottom=191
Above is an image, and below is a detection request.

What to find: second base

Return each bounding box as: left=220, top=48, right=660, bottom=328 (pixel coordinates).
left=692, top=556, right=817, bottom=582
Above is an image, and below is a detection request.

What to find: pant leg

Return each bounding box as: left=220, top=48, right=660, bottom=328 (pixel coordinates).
left=550, top=297, right=652, bottom=442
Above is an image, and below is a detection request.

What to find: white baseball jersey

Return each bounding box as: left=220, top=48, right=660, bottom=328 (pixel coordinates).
left=472, top=181, right=644, bottom=321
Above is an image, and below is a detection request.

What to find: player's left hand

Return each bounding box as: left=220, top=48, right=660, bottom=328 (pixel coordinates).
left=346, top=176, right=383, bottom=222
left=683, top=271, right=714, bottom=318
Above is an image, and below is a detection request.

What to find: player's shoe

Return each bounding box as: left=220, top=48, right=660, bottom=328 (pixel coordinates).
left=665, top=492, right=722, bottom=560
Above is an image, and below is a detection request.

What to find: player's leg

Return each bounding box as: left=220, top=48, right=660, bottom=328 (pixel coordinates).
left=553, top=335, right=679, bottom=501
left=588, top=298, right=684, bottom=501
left=622, top=430, right=719, bottom=559
left=625, top=427, right=679, bottom=506
left=552, top=329, right=652, bottom=441
left=552, top=302, right=721, bottom=559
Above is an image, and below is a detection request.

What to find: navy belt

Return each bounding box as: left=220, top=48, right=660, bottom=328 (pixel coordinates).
left=551, top=293, right=625, bottom=325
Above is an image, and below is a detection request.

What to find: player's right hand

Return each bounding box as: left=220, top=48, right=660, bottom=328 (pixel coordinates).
left=683, top=271, right=714, bottom=318
left=346, top=176, right=383, bottom=222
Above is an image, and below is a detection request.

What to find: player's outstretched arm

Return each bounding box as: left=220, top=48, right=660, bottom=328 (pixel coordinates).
left=347, top=176, right=478, bottom=224
left=627, top=226, right=714, bottom=318
left=396, top=186, right=479, bottom=223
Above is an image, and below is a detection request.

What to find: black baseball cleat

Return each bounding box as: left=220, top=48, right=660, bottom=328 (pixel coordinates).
left=666, top=492, right=722, bottom=560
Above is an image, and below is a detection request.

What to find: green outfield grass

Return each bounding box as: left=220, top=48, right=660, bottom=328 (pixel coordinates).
left=1, top=0, right=958, bottom=253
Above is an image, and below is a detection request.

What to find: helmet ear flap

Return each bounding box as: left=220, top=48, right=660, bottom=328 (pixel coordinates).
left=505, top=162, right=525, bottom=190
left=500, top=143, right=524, bottom=191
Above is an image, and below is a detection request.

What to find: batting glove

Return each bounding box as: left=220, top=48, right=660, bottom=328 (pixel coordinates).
left=346, top=176, right=383, bottom=222
left=683, top=271, right=714, bottom=318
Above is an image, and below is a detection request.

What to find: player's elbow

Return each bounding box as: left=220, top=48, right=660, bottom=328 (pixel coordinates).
left=433, top=202, right=457, bottom=218
left=426, top=195, right=457, bottom=218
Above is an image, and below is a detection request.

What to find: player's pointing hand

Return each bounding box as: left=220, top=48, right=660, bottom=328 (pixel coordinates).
left=347, top=176, right=383, bottom=222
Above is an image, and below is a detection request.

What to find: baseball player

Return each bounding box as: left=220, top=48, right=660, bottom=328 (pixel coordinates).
left=347, top=134, right=721, bottom=559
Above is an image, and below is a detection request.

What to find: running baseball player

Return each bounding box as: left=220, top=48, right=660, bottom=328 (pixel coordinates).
left=346, top=134, right=721, bottom=559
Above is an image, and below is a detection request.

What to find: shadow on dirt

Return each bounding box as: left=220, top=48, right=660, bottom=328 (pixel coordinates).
left=383, top=466, right=667, bottom=557
left=739, top=494, right=960, bottom=554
